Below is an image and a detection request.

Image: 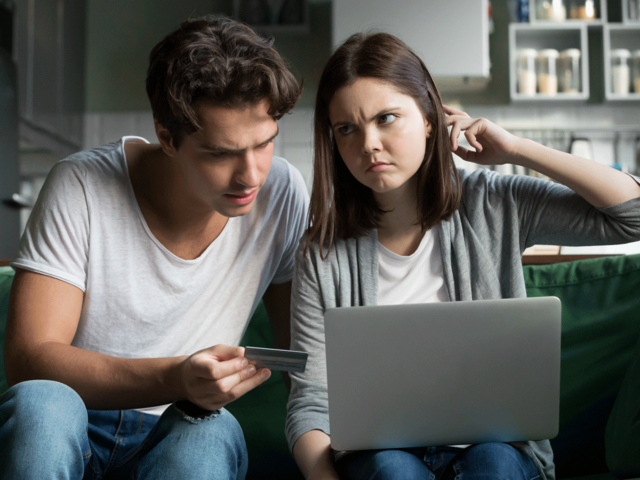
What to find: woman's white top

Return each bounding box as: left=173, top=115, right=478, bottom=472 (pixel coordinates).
left=377, top=225, right=469, bottom=448
left=377, top=225, right=449, bottom=306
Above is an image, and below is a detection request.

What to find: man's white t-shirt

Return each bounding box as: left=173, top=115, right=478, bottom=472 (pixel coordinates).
left=11, top=136, right=309, bottom=415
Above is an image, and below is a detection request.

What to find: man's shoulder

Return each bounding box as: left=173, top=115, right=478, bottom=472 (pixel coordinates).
left=55, top=139, right=126, bottom=180
left=261, top=155, right=308, bottom=202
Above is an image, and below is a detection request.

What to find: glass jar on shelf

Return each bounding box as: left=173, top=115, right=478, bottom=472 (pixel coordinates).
left=568, top=0, right=597, bottom=20
left=537, top=0, right=567, bottom=20
left=517, top=49, right=538, bottom=95
left=611, top=49, right=631, bottom=95
left=633, top=50, right=640, bottom=93
left=558, top=49, right=581, bottom=93
left=536, top=49, right=559, bottom=95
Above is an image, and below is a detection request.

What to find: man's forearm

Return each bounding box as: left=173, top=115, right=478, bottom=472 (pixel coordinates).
left=8, top=341, right=186, bottom=410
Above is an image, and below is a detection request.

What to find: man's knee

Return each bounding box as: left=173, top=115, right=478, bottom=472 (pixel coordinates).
left=1, top=380, right=87, bottom=434
left=152, top=405, right=248, bottom=477
left=0, top=380, right=89, bottom=479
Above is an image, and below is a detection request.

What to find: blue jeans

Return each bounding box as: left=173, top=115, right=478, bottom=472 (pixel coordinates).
left=335, top=444, right=541, bottom=480
left=0, top=380, right=248, bottom=480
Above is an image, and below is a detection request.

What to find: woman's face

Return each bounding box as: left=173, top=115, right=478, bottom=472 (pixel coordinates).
left=328, top=77, right=431, bottom=197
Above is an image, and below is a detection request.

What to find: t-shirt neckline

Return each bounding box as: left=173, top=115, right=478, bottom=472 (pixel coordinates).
left=119, top=135, right=231, bottom=265
left=377, top=226, right=438, bottom=261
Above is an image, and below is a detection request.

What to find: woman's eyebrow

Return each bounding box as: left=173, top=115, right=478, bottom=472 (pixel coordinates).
left=331, top=107, right=402, bottom=128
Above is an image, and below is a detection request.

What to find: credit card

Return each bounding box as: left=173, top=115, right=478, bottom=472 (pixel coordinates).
left=244, top=346, right=309, bottom=373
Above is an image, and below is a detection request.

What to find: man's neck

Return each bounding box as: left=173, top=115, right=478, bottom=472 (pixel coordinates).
left=125, top=141, right=228, bottom=260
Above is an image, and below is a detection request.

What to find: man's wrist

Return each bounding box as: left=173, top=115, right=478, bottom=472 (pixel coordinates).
left=163, top=355, right=188, bottom=402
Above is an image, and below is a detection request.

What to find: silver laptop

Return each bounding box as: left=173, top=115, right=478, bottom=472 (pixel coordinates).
left=324, top=297, right=561, bottom=451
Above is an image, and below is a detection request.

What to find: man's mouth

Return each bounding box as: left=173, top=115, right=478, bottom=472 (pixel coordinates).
left=224, top=189, right=258, bottom=205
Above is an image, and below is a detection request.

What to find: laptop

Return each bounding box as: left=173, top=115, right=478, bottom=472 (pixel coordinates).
left=324, top=297, right=561, bottom=451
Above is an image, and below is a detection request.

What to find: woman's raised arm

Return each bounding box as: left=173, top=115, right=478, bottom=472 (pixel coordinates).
left=444, top=105, right=640, bottom=209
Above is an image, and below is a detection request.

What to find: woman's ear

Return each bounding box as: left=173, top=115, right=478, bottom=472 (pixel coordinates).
left=425, top=120, right=432, bottom=139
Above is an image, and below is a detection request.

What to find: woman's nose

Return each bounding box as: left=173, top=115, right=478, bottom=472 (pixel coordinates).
left=361, top=128, right=383, bottom=155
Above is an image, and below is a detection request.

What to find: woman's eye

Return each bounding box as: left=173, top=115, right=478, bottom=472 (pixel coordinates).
left=338, top=124, right=354, bottom=135
left=379, top=114, right=396, bottom=125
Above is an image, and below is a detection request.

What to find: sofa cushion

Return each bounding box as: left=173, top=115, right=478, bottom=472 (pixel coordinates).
left=524, top=254, right=640, bottom=479
left=0, top=266, right=14, bottom=394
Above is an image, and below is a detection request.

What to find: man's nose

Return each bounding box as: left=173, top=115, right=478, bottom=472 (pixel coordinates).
left=236, top=150, right=261, bottom=187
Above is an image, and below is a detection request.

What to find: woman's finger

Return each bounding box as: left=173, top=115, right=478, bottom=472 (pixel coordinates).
left=443, top=104, right=470, bottom=118
left=450, top=122, right=462, bottom=151
left=453, top=145, right=479, bottom=164
left=464, top=128, right=483, bottom=152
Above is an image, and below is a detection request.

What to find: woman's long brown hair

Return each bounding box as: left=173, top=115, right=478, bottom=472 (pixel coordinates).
left=306, top=32, right=461, bottom=258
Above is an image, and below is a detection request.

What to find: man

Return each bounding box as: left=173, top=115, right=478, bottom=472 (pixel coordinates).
left=0, top=16, right=308, bottom=480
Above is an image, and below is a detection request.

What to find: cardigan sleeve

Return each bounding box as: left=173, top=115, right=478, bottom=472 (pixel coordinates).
left=285, top=238, right=332, bottom=453
left=463, top=169, right=640, bottom=251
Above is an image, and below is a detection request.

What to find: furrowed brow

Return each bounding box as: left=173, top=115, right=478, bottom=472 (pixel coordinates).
left=203, top=127, right=279, bottom=155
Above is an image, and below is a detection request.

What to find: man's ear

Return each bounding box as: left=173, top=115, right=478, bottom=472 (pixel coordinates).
left=154, top=119, right=177, bottom=157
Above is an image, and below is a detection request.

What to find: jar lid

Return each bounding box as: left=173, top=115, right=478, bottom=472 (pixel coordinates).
left=537, top=49, right=560, bottom=58
left=611, top=49, right=631, bottom=59
left=559, top=48, right=581, bottom=59
left=517, top=48, right=538, bottom=58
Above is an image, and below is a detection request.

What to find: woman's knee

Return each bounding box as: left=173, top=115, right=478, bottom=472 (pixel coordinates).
left=336, top=449, right=430, bottom=480
left=451, top=443, right=539, bottom=480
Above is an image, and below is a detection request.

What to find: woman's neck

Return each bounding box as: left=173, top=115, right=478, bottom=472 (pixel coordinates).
left=374, top=178, right=424, bottom=256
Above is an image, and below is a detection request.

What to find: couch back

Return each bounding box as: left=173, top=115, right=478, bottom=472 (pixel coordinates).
left=2, top=255, right=640, bottom=479
left=524, top=254, right=640, bottom=479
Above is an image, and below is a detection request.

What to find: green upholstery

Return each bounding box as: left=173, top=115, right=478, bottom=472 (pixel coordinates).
left=2, top=255, right=640, bottom=480
left=0, top=267, right=14, bottom=394
left=225, top=302, right=304, bottom=479
left=524, top=254, right=640, bottom=479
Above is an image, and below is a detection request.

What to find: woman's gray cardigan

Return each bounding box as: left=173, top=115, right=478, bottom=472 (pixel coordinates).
left=286, top=168, right=640, bottom=479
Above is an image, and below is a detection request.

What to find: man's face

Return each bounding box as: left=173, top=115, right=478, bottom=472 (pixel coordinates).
left=170, top=99, right=278, bottom=218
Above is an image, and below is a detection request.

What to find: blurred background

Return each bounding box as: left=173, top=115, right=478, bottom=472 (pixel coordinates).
left=0, top=0, right=639, bottom=259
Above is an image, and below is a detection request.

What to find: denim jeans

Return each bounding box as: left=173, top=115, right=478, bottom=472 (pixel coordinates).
left=0, top=380, right=248, bottom=480
left=335, top=443, right=541, bottom=480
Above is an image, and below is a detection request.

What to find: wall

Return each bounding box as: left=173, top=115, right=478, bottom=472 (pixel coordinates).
left=85, top=0, right=331, bottom=112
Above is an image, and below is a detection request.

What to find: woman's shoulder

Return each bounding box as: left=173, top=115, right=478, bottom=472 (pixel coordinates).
left=297, top=231, right=375, bottom=264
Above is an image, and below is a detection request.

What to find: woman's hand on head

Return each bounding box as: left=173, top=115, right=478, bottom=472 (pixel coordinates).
left=443, top=105, right=521, bottom=166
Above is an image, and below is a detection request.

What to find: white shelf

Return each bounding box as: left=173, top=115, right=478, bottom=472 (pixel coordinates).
left=511, top=92, right=589, bottom=101
left=606, top=92, right=640, bottom=100
left=603, top=24, right=640, bottom=101
left=509, top=23, right=590, bottom=101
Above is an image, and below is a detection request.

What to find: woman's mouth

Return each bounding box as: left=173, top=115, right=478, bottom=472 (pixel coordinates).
left=367, top=162, right=391, bottom=173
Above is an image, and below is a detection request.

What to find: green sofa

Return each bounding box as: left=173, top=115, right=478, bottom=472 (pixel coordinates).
left=1, top=254, right=640, bottom=480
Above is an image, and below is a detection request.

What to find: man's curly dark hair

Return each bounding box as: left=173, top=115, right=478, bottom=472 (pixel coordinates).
left=146, top=16, right=302, bottom=148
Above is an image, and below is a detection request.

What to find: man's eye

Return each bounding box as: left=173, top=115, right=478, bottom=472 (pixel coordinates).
left=338, top=124, right=354, bottom=135
left=379, top=114, right=396, bottom=125
left=211, top=151, right=228, bottom=158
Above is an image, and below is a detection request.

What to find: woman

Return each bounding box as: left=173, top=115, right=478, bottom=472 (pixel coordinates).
left=285, top=32, right=640, bottom=480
